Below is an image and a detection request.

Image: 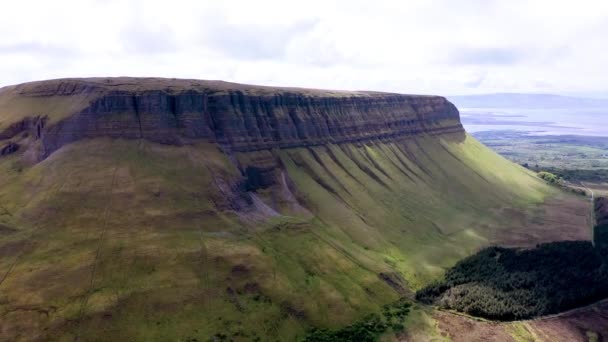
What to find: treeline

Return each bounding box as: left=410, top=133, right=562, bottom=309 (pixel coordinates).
left=416, top=241, right=608, bottom=320
left=596, top=224, right=608, bottom=260
left=594, top=197, right=608, bottom=259
left=594, top=197, right=608, bottom=258
left=524, top=164, right=608, bottom=183
left=537, top=171, right=559, bottom=184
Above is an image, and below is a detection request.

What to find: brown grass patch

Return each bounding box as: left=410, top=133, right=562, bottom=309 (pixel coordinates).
left=432, top=311, right=514, bottom=342
left=431, top=301, right=608, bottom=342
left=490, top=194, right=591, bottom=247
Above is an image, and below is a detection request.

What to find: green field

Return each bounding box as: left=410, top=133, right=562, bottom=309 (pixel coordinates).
left=473, top=130, right=608, bottom=198
left=0, top=131, right=580, bottom=340
left=473, top=131, right=608, bottom=170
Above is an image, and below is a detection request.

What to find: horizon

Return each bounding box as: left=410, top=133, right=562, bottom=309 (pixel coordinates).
left=3, top=76, right=608, bottom=100
left=1, top=0, right=607, bottom=97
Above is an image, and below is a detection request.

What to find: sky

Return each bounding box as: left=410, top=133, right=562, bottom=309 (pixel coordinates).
left=1, top=0, right=608, bottom=96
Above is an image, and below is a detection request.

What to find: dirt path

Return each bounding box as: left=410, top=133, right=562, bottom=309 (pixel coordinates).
left=430, top=300, right=608, bottom=342
left=420, top=191, right=605, bottom=342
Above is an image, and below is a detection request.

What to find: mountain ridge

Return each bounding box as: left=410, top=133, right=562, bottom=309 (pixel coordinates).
left=0, top=77, right=462, bottom=163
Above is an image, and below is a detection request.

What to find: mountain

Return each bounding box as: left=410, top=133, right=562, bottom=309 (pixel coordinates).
left=0, top=77, right=463, bottom=161
left=448, top=93, right=608, bottom=108
left=0, top=78, right=590, bottom=341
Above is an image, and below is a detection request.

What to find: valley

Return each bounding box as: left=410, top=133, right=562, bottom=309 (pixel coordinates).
left=416, top=94, right=608, bottom=342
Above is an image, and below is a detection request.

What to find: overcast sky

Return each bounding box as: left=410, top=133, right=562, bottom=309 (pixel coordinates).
left=1, top=0, right=607, bottom=96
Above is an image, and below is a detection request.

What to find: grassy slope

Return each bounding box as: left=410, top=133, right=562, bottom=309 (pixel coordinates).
left=0, top=133, right=567, bottom=341
left=0, top=88, right=96, bottom=130
left=280, top=133, right=551, bottom=287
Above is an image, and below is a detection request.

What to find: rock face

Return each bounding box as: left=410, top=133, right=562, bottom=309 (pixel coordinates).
left=0, top=142, right=18, bottom=155
left=0, top=78, right=463, bottom=159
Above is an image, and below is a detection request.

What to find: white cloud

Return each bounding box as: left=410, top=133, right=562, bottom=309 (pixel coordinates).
left=0, top=0, right=607, bottom=95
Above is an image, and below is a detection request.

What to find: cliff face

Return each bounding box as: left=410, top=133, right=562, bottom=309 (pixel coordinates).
left=0, top=78, right=463, bottom=159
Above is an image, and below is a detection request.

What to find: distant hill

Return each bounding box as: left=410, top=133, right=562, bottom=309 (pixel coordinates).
left=448, top=93, right=608, bottom=108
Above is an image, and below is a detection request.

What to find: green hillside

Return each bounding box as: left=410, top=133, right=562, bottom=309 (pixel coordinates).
left=0, top=128, right=588, bottom=340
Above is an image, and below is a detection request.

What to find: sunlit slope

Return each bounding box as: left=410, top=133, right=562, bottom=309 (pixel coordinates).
left=0, top=133, right=572, bottom=341
left=0, top=139, right=395, bottom=340
left=278, top=132, right=552, bottom=286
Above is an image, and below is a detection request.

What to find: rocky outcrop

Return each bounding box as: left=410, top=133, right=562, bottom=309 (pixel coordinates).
left=1, top=142, right=19, bottom=156
left=0, top=78, right=464, bottom=160
left=0, top=116, right=46, bottom=141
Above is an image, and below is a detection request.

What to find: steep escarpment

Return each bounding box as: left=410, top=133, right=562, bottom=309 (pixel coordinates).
left=0, top=78, right=462, bottom=160
left=0, top=78, right=588, bottom=341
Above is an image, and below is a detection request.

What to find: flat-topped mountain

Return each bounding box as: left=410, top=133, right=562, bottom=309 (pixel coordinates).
left=0, top=78, right=590, bottom=341
left=0, top=77, right=462, bottom=161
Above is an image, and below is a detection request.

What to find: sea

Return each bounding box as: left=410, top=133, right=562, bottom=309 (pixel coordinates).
left=460, top=107, right=608, bottom=137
